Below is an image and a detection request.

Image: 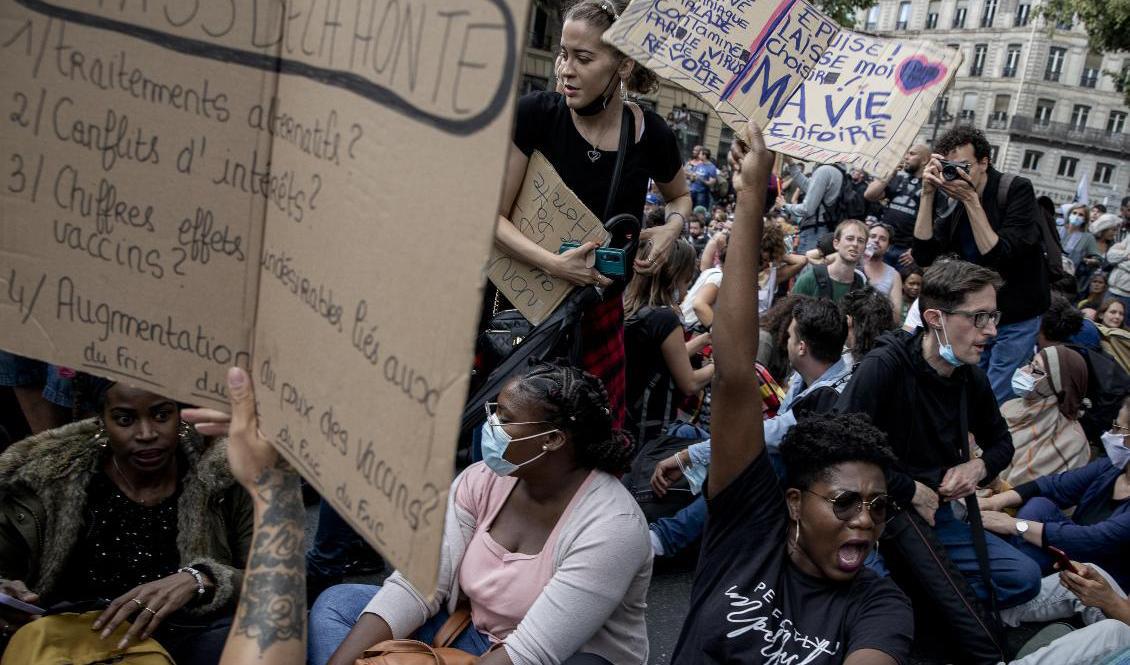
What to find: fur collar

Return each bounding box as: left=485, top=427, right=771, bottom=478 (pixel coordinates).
left=0, top=418, right=239, bottom=601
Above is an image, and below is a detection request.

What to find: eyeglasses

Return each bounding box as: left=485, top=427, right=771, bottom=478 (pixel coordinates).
left=483, top=402, right=550, bottom=428
left=944, top=309, right=1002, bottom=329
left=805, top=490, right=891, bottom=522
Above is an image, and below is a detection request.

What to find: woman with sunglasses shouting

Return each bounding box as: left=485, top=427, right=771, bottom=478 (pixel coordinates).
left=310, top=362, right=651, bottom=665
left=670, top=123, right=911, bottom=664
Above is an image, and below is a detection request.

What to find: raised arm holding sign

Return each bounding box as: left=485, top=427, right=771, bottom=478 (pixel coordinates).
left=603, top=0, right=962, bottom=175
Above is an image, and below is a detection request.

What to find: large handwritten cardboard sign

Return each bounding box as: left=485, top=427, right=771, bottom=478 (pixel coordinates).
left=487, top=152, right=608, bottom=325
left=605, top=0, right=961, bottom=174
left=0, top=0, right=529, bottom=592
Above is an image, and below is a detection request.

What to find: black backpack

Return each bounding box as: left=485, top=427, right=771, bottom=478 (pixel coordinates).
left=819, top=165, right=867, bottom=229
left=812, top=263, right=866, bottom=299
left=997, top=172, right=1065, bottom=282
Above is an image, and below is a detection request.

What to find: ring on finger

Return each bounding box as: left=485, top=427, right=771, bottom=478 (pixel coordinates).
left=130, top=598, right=145, bottom=610
left=142, top=606, right=158, bottom=616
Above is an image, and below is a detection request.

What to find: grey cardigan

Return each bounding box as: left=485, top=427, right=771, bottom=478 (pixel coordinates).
left=363, top=463, right=652, bottom=665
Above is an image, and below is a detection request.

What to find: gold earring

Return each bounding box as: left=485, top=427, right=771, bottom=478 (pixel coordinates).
left=794, top=520, right=801, bottom=547
left=178, top=420, right=193, bottom=445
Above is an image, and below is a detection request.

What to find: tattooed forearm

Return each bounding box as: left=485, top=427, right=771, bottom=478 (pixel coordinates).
left=231, top=459, right=306, bottom=657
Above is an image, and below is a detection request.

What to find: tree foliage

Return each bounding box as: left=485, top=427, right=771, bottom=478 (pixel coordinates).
left=1040, top=0, right=1130, bottom=105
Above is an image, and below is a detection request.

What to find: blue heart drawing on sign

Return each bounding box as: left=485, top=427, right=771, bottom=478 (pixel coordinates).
left=896, top=56, right=947, bottom=94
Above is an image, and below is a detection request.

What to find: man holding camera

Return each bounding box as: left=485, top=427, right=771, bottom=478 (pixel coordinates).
left=912, top=126, right=1049, bottom=404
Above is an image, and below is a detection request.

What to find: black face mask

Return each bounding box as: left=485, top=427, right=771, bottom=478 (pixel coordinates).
left=572, top=64, right=623, bottom=117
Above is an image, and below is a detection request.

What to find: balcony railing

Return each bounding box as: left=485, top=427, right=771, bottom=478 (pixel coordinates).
left=1044, top=69, right=1062, bottom=82
left=988, top=113, right=1009, bottom=129
left=1080, top=70, right=1100, bottom=88
left=1010, top=116, right=1130, bottom=153
left=1002, top=66, right=1017, bottom=77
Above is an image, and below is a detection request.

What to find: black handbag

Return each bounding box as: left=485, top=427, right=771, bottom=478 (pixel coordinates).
left=879, top=382, right=1008, bottom=664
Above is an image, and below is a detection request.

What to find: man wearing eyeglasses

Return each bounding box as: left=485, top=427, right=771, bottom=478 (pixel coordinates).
left=911, top=126, right=1049, bottom=405
left=837, top=259, right=1042, bottom=617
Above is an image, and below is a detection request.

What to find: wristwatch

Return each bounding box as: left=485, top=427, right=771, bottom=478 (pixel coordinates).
left=1015, top=520, right=1030, bottom=536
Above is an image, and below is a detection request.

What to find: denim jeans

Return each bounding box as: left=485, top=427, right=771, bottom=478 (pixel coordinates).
left=0, top=351, right=74, bottom=408
left=308, top=584, right=493, bottom=665
left=796, top=226, right=821, bottom=253
left=650, top=496, right=707, bottom=557
left=691, top=189, right=712, bottom=211
left=978, top=315, right=1041, bottom=405
left=932, top=502, right=1042, bottom=608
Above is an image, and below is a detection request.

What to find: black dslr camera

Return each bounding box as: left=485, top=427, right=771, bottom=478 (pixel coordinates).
left=940, top=160, right=971, bottom=181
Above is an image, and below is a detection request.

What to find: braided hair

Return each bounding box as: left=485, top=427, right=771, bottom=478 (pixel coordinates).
left=515, top=362, right=634, bottom=474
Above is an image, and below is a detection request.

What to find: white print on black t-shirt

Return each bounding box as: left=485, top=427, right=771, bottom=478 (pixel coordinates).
left=724, top=584, right=841, bottom=664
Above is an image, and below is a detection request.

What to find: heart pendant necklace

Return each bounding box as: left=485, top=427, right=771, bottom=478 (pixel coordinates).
left=583, top=114, right=616, bottom=163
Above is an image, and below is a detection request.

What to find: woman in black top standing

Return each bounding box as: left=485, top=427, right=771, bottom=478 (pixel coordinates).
left=497, top=0, right=691, bottom=429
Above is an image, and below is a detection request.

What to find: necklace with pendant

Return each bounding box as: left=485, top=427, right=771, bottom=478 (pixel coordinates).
left=113, top=456, right=171, bottom=506
left=583, top=115, right=616, bottom=163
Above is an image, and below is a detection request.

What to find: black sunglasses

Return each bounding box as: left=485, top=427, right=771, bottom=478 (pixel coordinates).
left=805, top=490, right=891, bottom=522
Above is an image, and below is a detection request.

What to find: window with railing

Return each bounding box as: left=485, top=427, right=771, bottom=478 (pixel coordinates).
left=988, top=95, right=1010, bottom=128
left=1109, top=111, right=1128, bottom=134
left=1057, top=156, right=1078, bottom=178
left=990, top=144, right=1000, bottom=162
left=716, top=127, right=734, bottom=170
left=953, top=3, right=968, bottom=27
left=970, top=44, right=987, bottom=76
left=1035, top=99, right=1055, bottom=125
left=520, top=75, right=549, bottom=96
left=897, top=1, right=911, bottom=29
left=1045, top=47, right=1066, bottom=82
left=1022, top=150, right=1043, bottom=171
left=865, top=5, right=880, bottom=30
left=1094, top=163, right=1114, bottom=185
left=1002, top=45, right=1021, bottom=77
left=1015, top=3, right=1031, bottom=26
left=1080, top=53, right=1103, bottom=88
left=1071, top=105, right=1091, bottom=131
left=926, top=1, right=940, bottom=28
left=528, top=4, right=552, bottom=50
left=959, top=92, right=977, bottom=124
left=981, top=0, right=998, bottom=27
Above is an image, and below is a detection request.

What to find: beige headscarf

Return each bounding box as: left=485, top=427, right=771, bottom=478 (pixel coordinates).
left=999, top=346, right=1090, bottom=486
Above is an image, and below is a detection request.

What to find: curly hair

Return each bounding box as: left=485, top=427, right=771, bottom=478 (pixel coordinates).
left=841, top=287, right=896, bottom=361
left=1040, top=291, right=1085, bottom=342
left=780, top=413, right=897, bottom=491
left=934, top=125, right=992, bottom=162
left=762, top=220, right=787, bottom=265
left=564, top=1, right=659, bottom=94
left=515, top=362, right=633, bottom=474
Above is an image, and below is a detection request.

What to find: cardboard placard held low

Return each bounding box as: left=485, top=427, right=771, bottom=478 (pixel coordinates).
left=487, top=151, right=609, bottom=325
left=604, top=0, right=961, bottom=174
left=0, top=0, right=530, bottom=593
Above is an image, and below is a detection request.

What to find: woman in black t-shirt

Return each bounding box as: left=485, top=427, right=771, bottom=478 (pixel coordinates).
left=671, top=124, right=912, bottom=665
left=497, top=0, right=691, bottom=429
left=623, top=239, right=712, bottom=446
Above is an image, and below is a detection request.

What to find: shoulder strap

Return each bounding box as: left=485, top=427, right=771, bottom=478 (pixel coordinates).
left=603, top=105, right=634, bottom=221
left=852, top=269, right=866, bottom=289
left=813, top=264, right=832, bottom=298
left=996, top=173, right=1015, bottom=211
left=959, top=379, right=1005, bottom=634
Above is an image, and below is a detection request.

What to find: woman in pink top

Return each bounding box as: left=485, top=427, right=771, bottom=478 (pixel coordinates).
left=309, top=363, right=653, bottom=665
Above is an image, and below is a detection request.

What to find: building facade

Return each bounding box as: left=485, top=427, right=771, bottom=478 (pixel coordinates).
left=858, top=0, right=1129, bottom=205
left=519, top=1, right=1129, bottom=206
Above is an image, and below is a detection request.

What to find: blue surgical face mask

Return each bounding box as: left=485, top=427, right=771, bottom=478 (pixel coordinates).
left=932, top=314, right=964, bottom=367
left=1011, top=367, right=1037, bottom=399
left=1069, top=214, right=1085, bottom=227
left=1100, top=431, right=1130, bottom=469
left=480, top=414, right=555, bottom=477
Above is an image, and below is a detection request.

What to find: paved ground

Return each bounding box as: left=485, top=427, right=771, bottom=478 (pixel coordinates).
left=303, top=504, right=693, bottom=664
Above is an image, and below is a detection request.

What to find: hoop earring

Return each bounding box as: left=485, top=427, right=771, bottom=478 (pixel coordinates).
left=619, top=78, right=626, bottom=97
left=794, top=520, right=801, bottom=547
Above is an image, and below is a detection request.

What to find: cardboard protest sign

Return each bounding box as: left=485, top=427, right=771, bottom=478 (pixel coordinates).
left=605, top=0, right=961, bottom=174
left=0, top=0, right=529, bottom=592
left=487, top=151, right=608, bottom=325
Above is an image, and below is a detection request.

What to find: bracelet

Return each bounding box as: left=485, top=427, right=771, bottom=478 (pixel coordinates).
left=178, top=567, right=207, bottom=596
left=666, top=211, right=686, bottom=224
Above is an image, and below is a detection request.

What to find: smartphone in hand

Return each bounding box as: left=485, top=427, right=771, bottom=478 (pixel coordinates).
left=1046, top=546, right=1081, bottom=575
left=0, top=592, right=44, bottom=616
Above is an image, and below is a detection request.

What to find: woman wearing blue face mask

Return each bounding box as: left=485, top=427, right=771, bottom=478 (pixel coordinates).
left=309, top=363, right=650, bottom=665
left=999, top=346, right=1090, bottom=487
left=980, top=395, right=1130, bottom=591
left=1063, top=203, right=1103, bottom=297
